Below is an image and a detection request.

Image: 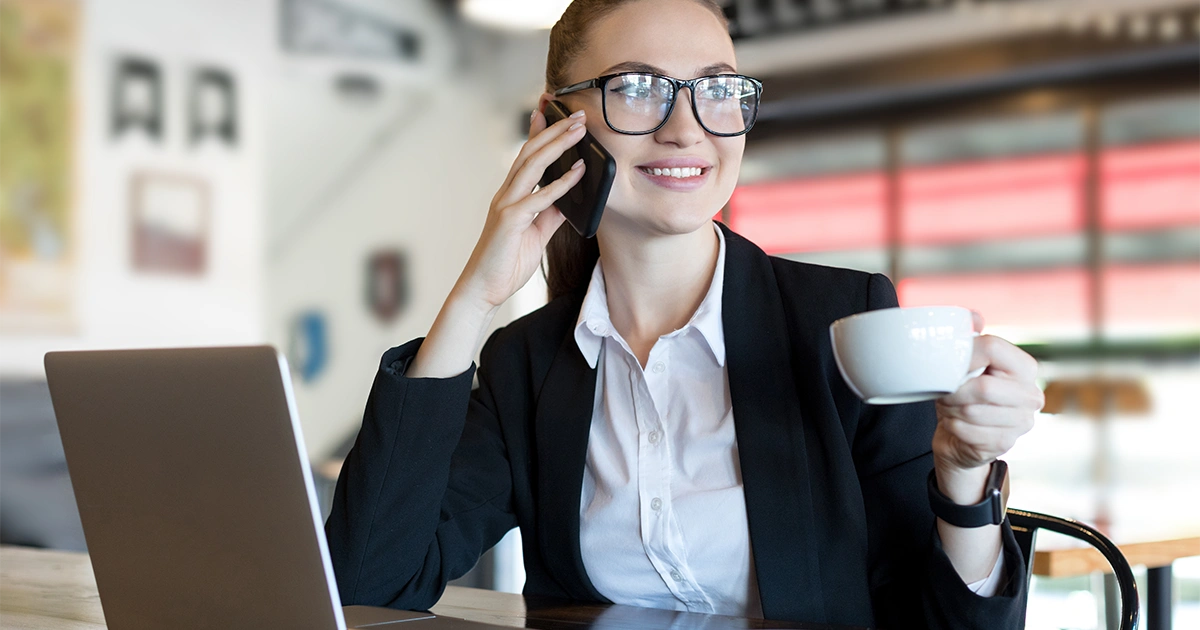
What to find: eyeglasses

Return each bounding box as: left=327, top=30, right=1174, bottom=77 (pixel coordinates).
left=554, top=72, right=764, bottom=137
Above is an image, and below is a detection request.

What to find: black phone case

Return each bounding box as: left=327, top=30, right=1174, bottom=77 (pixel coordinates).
left=539, top=101, right=616, bottom=239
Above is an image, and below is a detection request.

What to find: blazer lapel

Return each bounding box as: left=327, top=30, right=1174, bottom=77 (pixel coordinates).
left=719, top=223, right=828, bottom=622
left=533, top=315, right=606, bottom=602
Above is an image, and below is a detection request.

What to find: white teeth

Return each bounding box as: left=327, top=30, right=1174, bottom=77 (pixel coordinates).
left=644, top=167, right=703, bottom=178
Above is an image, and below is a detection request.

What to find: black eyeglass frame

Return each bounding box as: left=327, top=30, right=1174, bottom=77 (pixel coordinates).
left=554, top=72, right=764, bottom=137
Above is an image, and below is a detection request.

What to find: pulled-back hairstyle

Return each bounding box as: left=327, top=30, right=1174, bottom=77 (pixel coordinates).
left=542, top=0, right=729, bottom=301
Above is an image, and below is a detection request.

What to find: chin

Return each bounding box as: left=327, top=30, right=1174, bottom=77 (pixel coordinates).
left=654, top=205, right=719, bottom=235
left=607, top=202, right=720, bottom=238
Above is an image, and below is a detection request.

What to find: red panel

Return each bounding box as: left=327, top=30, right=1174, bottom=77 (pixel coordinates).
left=728, top=173, right=887, bottom=254
left=900, top=154, right=1087, bottom=245
left=897, top=269, right=1091, bottom=330
left=1101, top=140, right=1200, bottom=231
left=1103, top=263, right=1200, bottom=329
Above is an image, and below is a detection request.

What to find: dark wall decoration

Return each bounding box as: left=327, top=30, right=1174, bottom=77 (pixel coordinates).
left=288, top=310, right=329, bottom=383
left=366, top=249, right=408, bottom=324
left=111, top=57, right=163, bottom=141
left=189, top=67, right=237, bottom=147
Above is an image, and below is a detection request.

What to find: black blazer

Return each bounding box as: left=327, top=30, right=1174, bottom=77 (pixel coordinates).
left=325, top=223, right=1028, bottom=629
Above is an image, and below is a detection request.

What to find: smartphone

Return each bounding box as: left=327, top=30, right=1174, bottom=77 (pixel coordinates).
left=539, top=100, right=616, bottom=239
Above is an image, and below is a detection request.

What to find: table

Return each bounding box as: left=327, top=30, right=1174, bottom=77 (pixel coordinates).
left=1030, top=534, right=1200, bottom=630
left=0, top=545, right=849, bottom=630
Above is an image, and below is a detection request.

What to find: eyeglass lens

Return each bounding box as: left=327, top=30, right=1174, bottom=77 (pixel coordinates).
left=604, top=74, right=759, bottom=135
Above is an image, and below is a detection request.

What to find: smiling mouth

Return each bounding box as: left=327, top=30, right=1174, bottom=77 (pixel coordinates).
left=637, top=166, right=708, bottom=178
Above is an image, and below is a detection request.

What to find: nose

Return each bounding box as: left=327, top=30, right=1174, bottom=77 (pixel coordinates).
left=653, top=87, right=706, bottom=148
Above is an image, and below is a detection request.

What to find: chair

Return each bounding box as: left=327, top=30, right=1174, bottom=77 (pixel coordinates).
left=1007, top=508, right=1139, bottom=630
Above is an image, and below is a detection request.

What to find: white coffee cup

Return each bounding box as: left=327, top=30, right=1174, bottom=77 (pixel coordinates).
left=829, top=306, right=983, bottom=405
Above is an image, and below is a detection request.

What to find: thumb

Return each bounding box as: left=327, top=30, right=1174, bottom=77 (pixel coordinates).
left=970, top=310, right=985, bottom=333
left=534, top=204, right=568, bottom=243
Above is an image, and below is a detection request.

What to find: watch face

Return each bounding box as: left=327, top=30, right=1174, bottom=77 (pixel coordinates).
left=990, top=489, right=1004, bottom=525
left=988, top=460, right=1009, bottom=523
left=928, top=464, right=1009, bottom=528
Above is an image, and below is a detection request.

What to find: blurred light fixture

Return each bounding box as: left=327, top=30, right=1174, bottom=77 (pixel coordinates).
left=977, top=2, right=1000, bottom=20
left=1127, top=15, right=1151, bottom=40
left=1031, top=10, right=1059, bottom=30
left=1011, top=9, right=1035, bottom=27
left=459, top=0, right=572, bottom=30
left=1095, top=13, right=1119, bottom=38
left=1065, top=12, right=1089, bottom=34
left=1157, top=15, right=1180, bottom=41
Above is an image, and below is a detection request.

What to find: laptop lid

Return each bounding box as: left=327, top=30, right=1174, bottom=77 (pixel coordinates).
left=45, top=346, right=352, bottom=629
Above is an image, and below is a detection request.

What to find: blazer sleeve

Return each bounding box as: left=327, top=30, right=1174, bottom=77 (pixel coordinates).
left=853, top=273, right=1028, bottom=630
left=324, top=334, right=520, bottom=611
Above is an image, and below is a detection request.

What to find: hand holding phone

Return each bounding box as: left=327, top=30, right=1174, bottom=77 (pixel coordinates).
left=539, top=101, right=616, bottom=239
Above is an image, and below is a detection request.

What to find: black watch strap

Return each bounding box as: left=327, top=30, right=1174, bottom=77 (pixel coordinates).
left=927, top=460, right=1009, bottom=528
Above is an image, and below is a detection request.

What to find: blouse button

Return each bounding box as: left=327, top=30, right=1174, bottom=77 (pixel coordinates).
left=648, top=431, right=661, bottom=445
left=670, top=569, right=683, bottom=582
left=652, top=361, right=666, bottom=373
left=650, top=497, right=663, bottom=512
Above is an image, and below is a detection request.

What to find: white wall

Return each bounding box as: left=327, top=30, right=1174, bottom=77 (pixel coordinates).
left=1, top=0, right=555, bottom=463
left=265, top=90, right=513, bottom=459
left=0, top=0, right=270, bottom=375
left=264, top=4, right=549, bottom=459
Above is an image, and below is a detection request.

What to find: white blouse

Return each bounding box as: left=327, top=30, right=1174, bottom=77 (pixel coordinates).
left=573, top=225, right=1003, bottom=617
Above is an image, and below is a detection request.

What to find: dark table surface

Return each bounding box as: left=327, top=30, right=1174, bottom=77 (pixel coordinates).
left=432, top=580, right=865, bottom=629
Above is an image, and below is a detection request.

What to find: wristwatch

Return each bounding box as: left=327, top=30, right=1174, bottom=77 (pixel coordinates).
left=927, top=460, right=1009, bottom=528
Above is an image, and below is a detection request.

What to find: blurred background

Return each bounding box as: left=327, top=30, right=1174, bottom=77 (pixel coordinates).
left=1, top=0, right=1196, bottom=627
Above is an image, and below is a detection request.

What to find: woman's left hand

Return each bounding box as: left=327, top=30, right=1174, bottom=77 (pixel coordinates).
left=933, top=312, right=1043, bottom=487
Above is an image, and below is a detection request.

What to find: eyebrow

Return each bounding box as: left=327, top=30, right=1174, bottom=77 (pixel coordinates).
left=599, top=61, right=738, bottom=77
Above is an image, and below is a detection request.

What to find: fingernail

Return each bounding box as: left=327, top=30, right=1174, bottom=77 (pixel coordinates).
left=568, top=121, right=583, bottom=131
left=569, top=109, right=585, bottom=119
left=571, top=158, right=584, bottom=169
left=530, top=109, right=538, bottom=122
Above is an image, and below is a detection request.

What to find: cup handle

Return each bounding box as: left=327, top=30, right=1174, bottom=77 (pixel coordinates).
left=958, top=331, right=985, bottom=388
left=959, top=365, right=986, bottom=388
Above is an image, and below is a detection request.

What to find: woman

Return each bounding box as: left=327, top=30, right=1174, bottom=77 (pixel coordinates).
left=325, top=0, right=1043, bottom=627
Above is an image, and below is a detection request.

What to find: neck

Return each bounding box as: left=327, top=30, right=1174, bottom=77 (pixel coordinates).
left=596, top=222, right=720, bottom=353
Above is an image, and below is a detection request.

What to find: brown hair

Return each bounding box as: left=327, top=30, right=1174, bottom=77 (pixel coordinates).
left=542, top=0, right=728, bottom=302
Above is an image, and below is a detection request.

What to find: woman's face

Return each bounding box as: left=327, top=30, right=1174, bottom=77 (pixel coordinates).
left=553, top=0, right=744, bottom=240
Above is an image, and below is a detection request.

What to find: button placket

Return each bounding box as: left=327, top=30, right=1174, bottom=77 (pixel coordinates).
left=631, top=354, right=672, bottom=574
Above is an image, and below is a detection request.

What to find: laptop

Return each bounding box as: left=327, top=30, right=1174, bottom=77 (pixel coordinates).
left=44, top=346, right=510, bottom=629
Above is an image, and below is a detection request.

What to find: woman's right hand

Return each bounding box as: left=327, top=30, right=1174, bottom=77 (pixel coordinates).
left=408, top=106, right=587, bottom=378
left=453, top=106, right=588, bottom=311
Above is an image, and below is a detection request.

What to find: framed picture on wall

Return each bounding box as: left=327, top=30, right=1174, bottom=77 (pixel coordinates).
left=189, top=66, right=237, bottom=147
left=366, top=249, right=408, bottom=324
left=129, top=172, right=209, bottom=275
left=111, top=56, right=164, bottom=142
